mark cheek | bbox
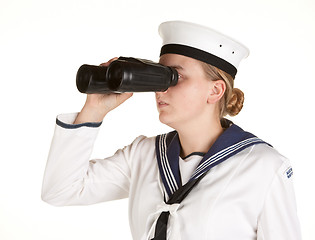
[176,82,209,109]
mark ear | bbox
[207,80,226,104]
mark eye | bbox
[178,73,183,80]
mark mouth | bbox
[157,100,169,108]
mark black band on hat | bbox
[160,44,237,78]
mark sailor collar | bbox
[155,120,271,199]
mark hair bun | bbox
[226,88,244,116]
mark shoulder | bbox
[122,135,158,170]
[250,143,289,164]
[246,143,293,180]
[130,135,156,146]
[123,135,156,155]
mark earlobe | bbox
[207,80,226,104]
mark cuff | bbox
[56,113,102,129]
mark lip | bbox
[157,100,169,108]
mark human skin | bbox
[74,54,226,157]
[156,54,225,157]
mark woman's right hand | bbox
[74,58,133,124]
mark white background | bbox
[0,0,314,239]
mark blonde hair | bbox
[200,62,244,118]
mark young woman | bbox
[42,21,301,240]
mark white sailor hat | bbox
[158,21,249,78]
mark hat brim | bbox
[160,43,237,78]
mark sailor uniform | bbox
[42,113,302,240]
[42,21,301,240]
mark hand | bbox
[74,58,133,124]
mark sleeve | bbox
[257,159,302,240]
[41,113,144,206]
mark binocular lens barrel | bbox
[106,62,124,91]
[76,65,109,93]
[76,57,178,94]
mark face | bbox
[156,54,215,129]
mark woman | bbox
[42,21,301,240]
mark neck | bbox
[177,117,224,158]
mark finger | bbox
[99,57,119,67]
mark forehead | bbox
[159,54,203,72]
[159,53,203,75]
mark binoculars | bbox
[76,57,178,93]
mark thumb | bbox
[116,92,133,105]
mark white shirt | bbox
[42,113,302,240]
[179,154,203,184]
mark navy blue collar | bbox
[182,152,205,160]
[155,121,271,199]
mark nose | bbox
[157,86,170,94]
[155,88,168,98]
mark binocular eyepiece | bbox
[76,57,178,94]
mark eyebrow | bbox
[169,65,184,70]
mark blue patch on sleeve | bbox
[286,167,293,179]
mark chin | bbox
[158,114,168,125]
[158,114,177,130]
